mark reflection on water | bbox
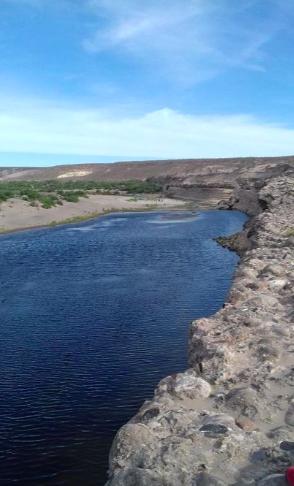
[0,210,247,486]
[147,211,199,224]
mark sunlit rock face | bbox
[107,169,294,486]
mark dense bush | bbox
[39,195,59,208]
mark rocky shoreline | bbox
[106,169,294,485]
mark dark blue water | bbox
[0,210,247,486]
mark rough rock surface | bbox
[106,173,294,486]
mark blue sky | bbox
[1,0,294,166]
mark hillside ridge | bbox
[1,156,294,183]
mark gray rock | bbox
[256,341,280,361]
[108,424,156,473]
[106,468,166,486]
[267,426,293,441]
[284,368,294,387]
[257,474,287,486]
[156,369,212,400]
[282,236,294,247]
[285,401,294,426]
[268,279,288,291]
[260,264,285,277]
[226,387,258,418]
[193,472,225,485]
[199,423,229,438]
[280,440,294,451]
[201,413,236,429]
[140,407,160,424]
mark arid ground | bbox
[0,194,187,232]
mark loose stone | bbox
[257,474,287,486]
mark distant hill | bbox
[0,156,293,182]
[1,156,294,206]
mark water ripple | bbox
[0,210,247,485]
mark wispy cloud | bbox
[1,95,294,159]
[3,0,290,85]
[1,0,293,164]
[83,0,286,84]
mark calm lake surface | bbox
[0,210,247,486]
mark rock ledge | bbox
[106,173,294,486]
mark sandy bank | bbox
[0,194,187,233]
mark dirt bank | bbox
[0,194,187,233]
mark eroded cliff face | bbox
[106,173,294,486]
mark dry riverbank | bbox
[0,194,187,233]
[106,171,294,485]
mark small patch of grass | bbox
[49,211,102,227]
[285,227,294,237]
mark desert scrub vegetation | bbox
[0,180,162,208]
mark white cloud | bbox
[83,0,286,84]
[0,96,293,158]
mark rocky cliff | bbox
[105,170,294,485]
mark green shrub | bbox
[62,192,80,203]
[40,195,58,208]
